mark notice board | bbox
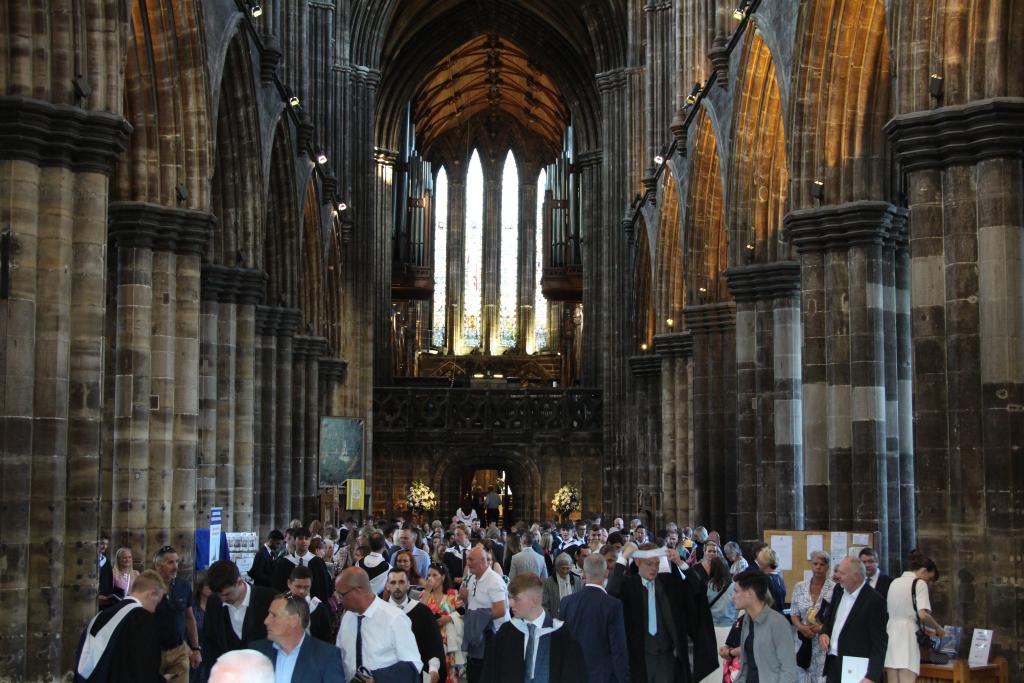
[763,528,881,602]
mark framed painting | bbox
[319,416,364,487]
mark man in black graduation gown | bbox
[250,529,284,588]
[386,567,446,682]
[272,527,330,601]
[481,573,585,683]
[286,564,333,643]
[607,542,718,683]
[74,569,167,682]
[203,560,277,671]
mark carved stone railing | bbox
[373,387,602,438]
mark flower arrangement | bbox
[551,482,581,516]
[407,480,438,512]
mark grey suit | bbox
[541,573,581,618]
[508,548,548,580]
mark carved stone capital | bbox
[0,96,132,174]
[575,149,603,170]
[108,202,214,255]
[629,354,662,377]
[669,108,689,150]
[259,33,283,85]
[708,35,730,90]
[200,264,267,304]
[723,261,801,302]
[884,97,1024,171]
[683,302,736,333]
[256,306,281,336]
[782,201,908,253]
[653,332,694,358]
[318,357,348,384]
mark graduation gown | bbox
[74,599,163,683]
[480,614,586,683]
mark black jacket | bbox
[400,601,447,681]
[74,600,163,683]
[871,572,893,599]
[480,614,585,683]
[308,601,333,644]
[821,583,888,683]
[250,545,276,587]
[202,584,276,669]
[607,562,718,683]
[272,555,331,603]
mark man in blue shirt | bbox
[251,595,344,683]
[152,546,201,682]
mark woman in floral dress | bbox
[790,550,836,683]
[419,562,464,683]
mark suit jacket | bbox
[871,572,893,599]
[821,583,888,683]
[74,601,163,683]
[250,545,276,587]
[480,614,586,683]
[400,601,447,681]
[308,601,333,644]
[272,555,331,602]
[251,635,345,682]
[202,584,276,668]
[541,572,581,618]
[97,559,114,602]
[508,548,548,580]
[559,585,629,683]
[607,563,718,683]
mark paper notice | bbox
[968,628,993,667]
[852,533,870,546]
[831,532,848,561]
[771,534,794,571]
[807,534,824,559]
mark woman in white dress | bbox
[790,550,835,683]
[884,550,946,682]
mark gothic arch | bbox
[684,112,729,304]
[299,180,327,336]
[653,170,683,334]
[789,0,891,208]
[114,0,212,209]
[633,218,655,350]
[432,449,543,524]
[728,29,789,265]
[209,30,264,267]
[265,117,300,307]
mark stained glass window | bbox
[431,166,448,348]
[498,151,519,349]
[534,168,549,351]
[462,150,484,350]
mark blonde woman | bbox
[790,550,835,682]
[111,547,139,602]
[756,546,787,613]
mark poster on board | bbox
[319,417,365,487]
[227,532,259,575]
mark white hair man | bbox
[208,649,274,683]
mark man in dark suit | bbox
[251,594,344,682]
[819,557,888,683]
[273,528,331,602]
[202,560,276,671]
[250,529,284,588]
[481,573,586,683]
[386,568,446,682]
[608,542,718,683]
[859,547,893,598]
[74,569,167,682]
[559,553,629,683]
[286,565,333,643]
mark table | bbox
[919,656,1008,683]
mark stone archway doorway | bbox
[433,451,541,527]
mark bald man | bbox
[460,546,509,683]
[334,567,422,681]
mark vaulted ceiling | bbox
[412,35,569,152]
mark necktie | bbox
[645,579,657,636]
[355,614,364,671]
[525,623,537,678]
[299,556,305,567]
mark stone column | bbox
[318,357,348,417]
[886,101,1024,640]
[255,306,280,536]
[445,177,466,353]
[197,267,224,531]
[576,150,603,384]
[684,303,737,538]
[373,148,397,383]
[291,336,310,522]
[628,355,662,521]
[724,262,804,537]
[654,332,694,525]
[215,279,237,532]
[304,337,328,519]
[644,0,676,165]
[274,310,301,524]
[482,175,500,354]
[518,179,538,352]
[785,203,908,565]
[233,271,266,533]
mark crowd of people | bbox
[79,508,945,683]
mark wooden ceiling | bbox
[412,34,570,150]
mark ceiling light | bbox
[686,82,702,105]
[929,73,944,99]
[653,155,664,165]
[317,151,328,165]
[247,1,263,18]
[745,242,755,251]
[698,286,708,294]
[666,318,674,327]
[337,201,347,211]
[640,343,648,351]
[285,88,300,108]
[812,180,825,201]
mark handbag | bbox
[708,582,730,608]
[911,579,932,648]
[796,632,813,669]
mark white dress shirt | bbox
[466,568,509,632]
[829,582,864,655]
[336,596,422,680]
[224,582,251,640]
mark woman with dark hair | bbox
[189,572,211,683]
[392,549,423,591]
[419,562,465,682]
[703,555,737,683]
[722,569,800,682]
[884,550,946,682]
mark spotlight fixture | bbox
[929,73,944,100]
[698,286,708,294]
[493,373,505,379]
[733,3,748,20]
[666,318,674,328]
[640,343,649,351]
[812,180,825,202]
[247,1,263,17]
[653,154,665,165]
[745,242,755,251]
[472,372,485,378]
[284,87,300,108]
[317,151,328,165]
[685,82,702,105]
[337,201,348,212]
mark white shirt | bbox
[466,568,509,631]
[389,596,441,674]
[284,551,316,566]
[224,582,252,640]
[868,572,882,589]
[336,596,422,680]
[829,582,864,655]
[510,611,551,675]
[586,583,607,593]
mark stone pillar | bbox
[785,203,908,565]
[654,332,694,525]
[255,306,280,536]
[886,100,1024,645]
[304,337,328,518]
[197,268,223,531]
[373,148,397,384]
[291,337,309,522]
[724,262,804,537]
[482,175,501,354]
[445,177,466,354]
[275,309,301,524]
[684,303,737,538]
[319,357,347,417]
[644,0,676,164]
[215,285,237,532]
[577,150,603,384]
[518,179,538,353]
[233,271,265,533]
[628,355,662,522]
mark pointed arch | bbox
[634,220,655,350]
[729,29,789,265]
[431,165,449,348]
[462,149,484,350]
[209,31,264,266]
[654,169,683,334]
[499,150,520,349]
[684,112,729,304]
[115,0,212,209]
[299,180,326,334]
[790,0,891,208]
[265,117,301,306]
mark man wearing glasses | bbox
[152,545,202,682]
